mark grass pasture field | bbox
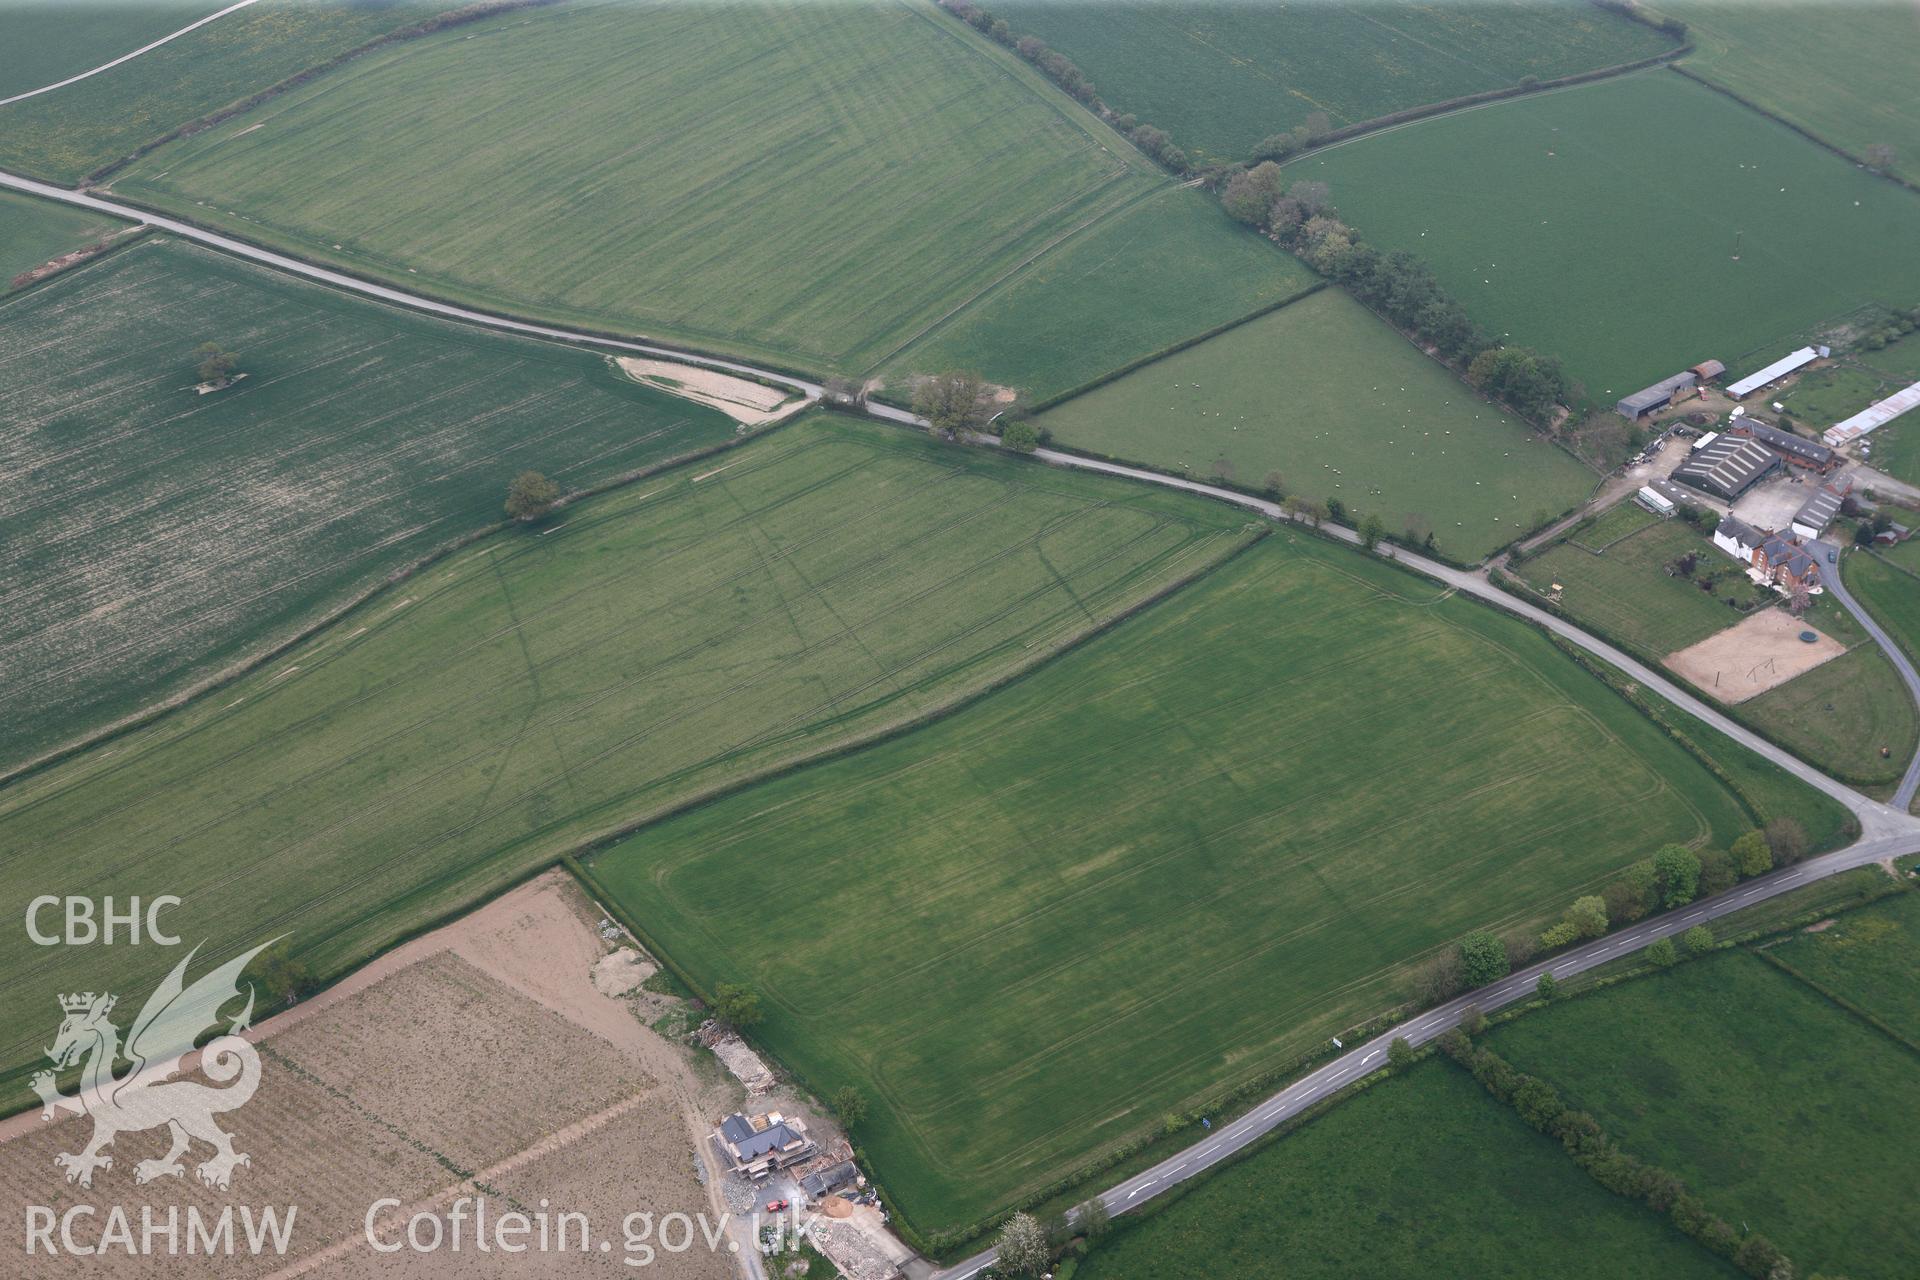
[109,0,1165,374]
[1514,517,1766,655]
[1073,1062,1732,1280]
[1304,73,1920,401]
[1662,0,1920,185]
[0,0,224,98]
[0,0,443,182]
[0,187,124,288]
[1035,288,1598,561]
[0,236,739,772]
[1848,550,1920,665]
[1742,645,1916,789]
[1489,946,1920,1278]
[0,414,1255,1110]
[1761,889,1920,1045]
[874,185,1315,404]
[989,0,1674,163]
[1867,417,1920,485]
[585,533,1773,1234]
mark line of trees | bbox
[1438,1029,1793,1279]
[1414,820,1806,1007]
[935,0,1190,176]
[1217,162,1571,422]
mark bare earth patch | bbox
[1665,607,1847,703]
[1,872,737,1277]
[613,356,800,425]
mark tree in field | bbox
[994,1212,1050,1278]
[1000,420,1039,453]
[1646,937,1679,969]
[1698,849,1736,897]
[1221,161,1287,226]
[249,939,315,1006]
[822,375,862,405]
[1387,1037,1415,1071]
[831,1086,868,1129]
[1411,948,1465,1005]
[1682,924,1715,957]
[1653,844,1702,907]
[504,470,559,521]
[1567,894,1609,940]
[1262,470,1286,498]
[711,982,763,1029]
[1535,971,1559,1001]
[1764,817,1809,865]
[1458,932,1509,987]
[1288,179,1334,216]
[1731,830,1773,878]
[194,341,239,385]
[1460,1003,1488,1035]
[1077,1195,1111,1244]
[1358,512,1387,551]
[912,370,987,438]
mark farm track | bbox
[0,0,261,107]
[6,169,1920,1273]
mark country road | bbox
[8,168,1919,1280]
[0,0,263,108]
[1822,540,1920,809]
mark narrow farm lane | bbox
[10,168,1918,1280]
[0,0,264,107]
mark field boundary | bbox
[1026,280,1327,412]
[1666,64,1920,199]
[0,402,773,792]
[1751,945,1920,1059]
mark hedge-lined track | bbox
[0,237,740,771]
[0,415,1255,1097]
[587,533,1757,1232]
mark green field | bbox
[1764,890,1920,1045]
[0,236,740,772]
[875,186,1314,403]
[1305,73,1920,401]
[0,415,1255,1102]
[0,0,441,182]
[1514,517,1766,654]
[1036,289,1596,560]
[1662,0,1920,184]
[108,0,1171,374]
[586,532,1774,1233]
[0,187,124,288]
[0,0,222,97]
[1743,645,1917,789]
[1867,416,1920,485]
[990,0,1673,163]
[1490,947,1920,1278]
[1849,550,1920,665]
[1075,1061,1732,1280]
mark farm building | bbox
[1824,378,1920,447]
[1725,346,1829,399]
[1712,516,1823,596]
[1790,481,1849,540]
[1672,433,1781,501]
[1615,371,1698,419]
[712,1111,818,1180]
[1634,484,1676,516]
[1690,359,1727,382]
[1729,419,1836,471]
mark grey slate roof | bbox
[1672,436,1780,500]
[1734,420,1834,467]
[1792,484,1846,534]
[1616,372,1698,417]
[800,1161,859,1198]
[1715,515,1764,550]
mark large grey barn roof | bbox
[1735,420,1834,467]
[1672,435,1780,500]
[1792,484,1846,534]
[1616,372,1697,416]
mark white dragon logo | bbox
[31,940,275,1192]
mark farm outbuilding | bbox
[1635,485,1676,516]
[1690,359,1727,382]
[1672,433,1781,501]
[1615,371,1698,419]
[1790,481,1849,540]
[1729,419,1836,471]
[1824,378,1920,447]
[1725,346,1828,399]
